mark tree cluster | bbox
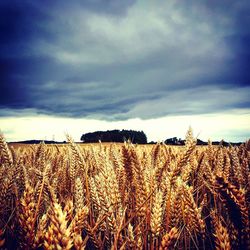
[80,129,147,144]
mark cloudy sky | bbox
[0,0,249,142]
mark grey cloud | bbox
[122,86,250,119]
[0,0,249,120]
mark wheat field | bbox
[0,130,249,249]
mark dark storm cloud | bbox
[0,0,249,119]
[68,0,136,16]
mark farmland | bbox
[0,131,249,249]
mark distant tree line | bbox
[164,137,242,146]
[80,129,147,144]
[10,132,243,147]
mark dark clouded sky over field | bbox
[0,0,249,141]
